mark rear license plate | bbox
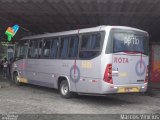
[118,87,140,93]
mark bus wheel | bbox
[60,80,74,98]
[13,73,22,86]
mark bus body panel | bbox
[75,56,101,93]
[112,53,148,85]
[25,59,54,88]
[100,54,148,94]
[12,58,102,93]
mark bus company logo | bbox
[70,65,80,83]
[5,24,19,41]
[114,57,129,63]
[135,60,146,76]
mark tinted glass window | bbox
[81,34,100,50]
[15,41,28,59]
[59,37,69,59]
[38,40,43,58]
[113,32,148,55]
[79,33,101,59]
[28,40,39,58]
[68,36,79,58]
[42,39,51,58]
[28,39,43,58]
[51,38,59,59]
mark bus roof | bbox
[21,25,148,40]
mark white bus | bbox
[11,26,149,98]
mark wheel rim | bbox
[61,84,68,95]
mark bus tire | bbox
[13,72,22,86]
[59,80,74,98]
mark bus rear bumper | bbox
[101,83,148,94]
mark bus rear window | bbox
[113,32,148,55]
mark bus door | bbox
[26,39,53,87]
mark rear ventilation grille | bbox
[137,80,144,82]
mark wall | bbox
[150,43,160,89]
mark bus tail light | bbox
[145,65,149,83]
[103,64,113,84]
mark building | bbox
[0,0,160,89]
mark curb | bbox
[0,83,11,88]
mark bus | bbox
[11,26,149,98]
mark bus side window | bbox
[38,40,43,58]
[51,38,59,59]
[42,39,51,59]
[59,37,69,59]
[28,41,36,58]
[79,33,101,59]
[28,41,32,58]
[15,40,28,59]
[28,40,40,58]
[68,36,79,58]
[34,41,39,58]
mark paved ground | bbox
[0,76,160,116]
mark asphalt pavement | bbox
[0,76,160,120]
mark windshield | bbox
[113,32,148,55]
[15,41,28,60]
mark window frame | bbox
[79,31,105,60]
[14,40,29,61]
[25,31,105,60]
[68,35,79,59]
[57,35,79,60]
[106,29,149,55]
[28,38,43,59]
[42,38,52,59]
[59,36,70,59]
[50,37,60,59]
